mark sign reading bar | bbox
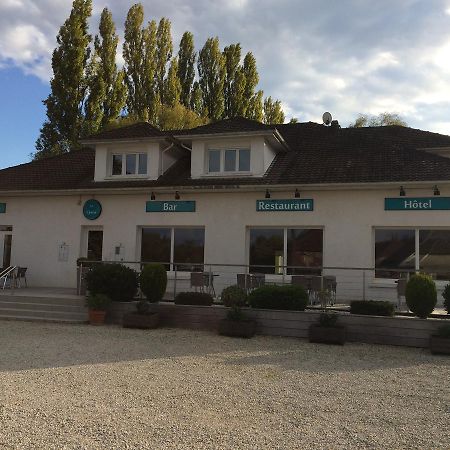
[146,200,196,213]
[83,199,102,220]
[385,197,450,211]
[256,199,314,212]
[0,203,5,213]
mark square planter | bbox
[309,324,346,345]
[123,312,160,329]
[430,335,450,355]
[218,319,256,338]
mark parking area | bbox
[0,321,449,449]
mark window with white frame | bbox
[111,152,148,176]
[207,148,250,173]
[374,228,450,279]
[249,227,323,274]
[141,227,205,271]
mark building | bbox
[1,116,450,303]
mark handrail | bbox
[1,265,17,290]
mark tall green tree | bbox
[263,96,285,124]
[143,19,158,123]
[348,112,407,127]
[164,58,182,107]
[198,37,226,120]
[84,7,127,135]
[242,52,262,119]
[155,18,173,105]
[35,0,92,159]
[247,90,264,122]
[223,43,243,118]
[178,31,196,108]
[190,81,204,117]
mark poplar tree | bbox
[35,0,92,159]
[263,96,285,124]
[164,58,182,107]
[223,43,244,118]
[155,18,173,105]
[198,37,226,121]
[242,52,263,120]
[178,31,196,108]
[247,90,264,122]
[190,81,204,117]
[142,19,158,123]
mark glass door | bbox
[87,230,103,261]
[0,227,13,270]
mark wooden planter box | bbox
[123,312,160,329]
[89,309,106,325]
[218,319,256,338]
[430,335,450,355]
[309,324,346,345]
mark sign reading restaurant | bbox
[146,201,196,212]
[385,197,450,211]
[256,199,314,212]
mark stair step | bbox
[0,295,85,307]
[0,313,87,324]
[0,307,88,321]
[0,301,87,313]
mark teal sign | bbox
[146,201,196,212]
[385,197,450,211]
[256,199,314,212]
[83,199,102,220]
[0,203,5,213]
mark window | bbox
[111,153,147,176]
[249,228,323,274]
[141,227,205,271]
[208,148,250,173]
[375,228,450,279]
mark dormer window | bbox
[207,148,250,174]
[111,153,148,176]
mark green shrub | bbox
[436,324,450,338]
[248,285,308,311]
[86,263,139,302]
[140,264,167,303]
[318,312,339,327]
[174,292,213,306]
[86,293,111,311]
[221,285,247,307]
[405,274,437,319]
[442,284,450,314]
[226,305,247,321]
[350,300,395,316]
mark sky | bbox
[1,0,450,169]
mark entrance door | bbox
[87,230,103,261]
[0,226,13,270]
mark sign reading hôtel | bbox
[256,199,314,212]
[146,201,196,212]
[385,197,450,211]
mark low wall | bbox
[107,302,448,348]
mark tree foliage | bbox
[263,96,285,124]
[178,31,196,108]
[348,112,407,128]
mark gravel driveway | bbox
[0,321,449,449]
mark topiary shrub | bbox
[248,285,308,311]
[140,263,167,303]
[350,300,395,316]
[174,292,213,306]
[442,284,450,314]
[86,293,111,311]
[221,285,247,307]
[405,274,437,319]
[86,263,139,302]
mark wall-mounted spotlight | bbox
[399,186,406,197]
[294,189,300,198]
[175,191,181,200]
[150,192,156,200]
[433,185,440,196]
[265,189,271,199]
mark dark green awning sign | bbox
[83,199,102,220]
[146,201,196,212]
[256,199,314,211]
[0,203,5,213]
[385,197,450,211]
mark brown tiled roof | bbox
[2,121,450,192]
[82,122,165,141]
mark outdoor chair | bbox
[16,267,27,288]
[190,272,205,293]
[397,278,407,308]
[237,273,265,293]
[310,275,324,305]
[323,275,337,304]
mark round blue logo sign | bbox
[83,199,102,220]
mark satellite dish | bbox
[323,112,332,126]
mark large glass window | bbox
[208,150,221,172]
[419,230,450,280]
[208,148,250,173]
[224,150,236,172]
[239,149,251,171]
[249,228,323,274]
[138,153,147,174]
[112,153,147,176]
[141,227,205,270]
[112,154,122,175]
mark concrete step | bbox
[0,313,88,324]
[0,300,88,314]
[0,295,85,307]
[0,307,88,322]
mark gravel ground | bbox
[0,322,449,450]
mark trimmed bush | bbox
[318,312,339,327]
[85,263,139,302]
[174,292,214,306]
[221,285,247,307]
[140,263,167,303]
[248,285,308,311]
[405,274,437,319]
[350,300,395,317]
[86,293,111,311]
[442,284,450,314]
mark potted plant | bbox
[122,299,160,329]
[86,293,111,325]
[430,324,450,355]
[309,312,346,345]
[442,284,450,315]
[405,274,437,318]
[218,285,256,338]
